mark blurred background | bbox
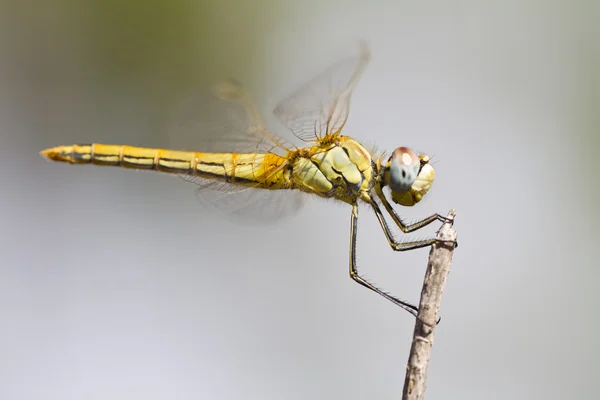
[1,1,598,399]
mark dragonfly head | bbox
[382,147,435,207]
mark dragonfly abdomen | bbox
[40,143,291,189]
[40,144,198,172]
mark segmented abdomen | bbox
[40,143,289,189]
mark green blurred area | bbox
[0,0,293,147]
[3,0,286,82]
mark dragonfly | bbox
[40,43,455,319]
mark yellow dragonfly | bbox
[40,43,455,318]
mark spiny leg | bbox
[349,204,420,317]
[366,194,440,251]
[374,185,451,234]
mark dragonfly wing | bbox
[168,79,305,223]
[273,42,371,143]
[179,175,306,224]
[168,78,294,155]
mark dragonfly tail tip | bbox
[40,146,68,162]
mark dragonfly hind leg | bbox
[349,204,421,318]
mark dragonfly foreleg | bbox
[368,191,457,250]
[349,204,420,317]
[374,186,451,233]
[365,196,441,252]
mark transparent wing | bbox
[169,79,295,155]
[167,79,306,223]
[273,42,371,143]
[180,174,307,224]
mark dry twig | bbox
[402,209,458,400]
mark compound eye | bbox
[387,147,420,193]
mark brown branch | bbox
[402,209,458,400]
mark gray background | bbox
[1,1,598,399]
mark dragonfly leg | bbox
[349,204,420,317]
[369,191,457,249]
[374,186,451,233]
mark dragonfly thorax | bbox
[290,137,374,203]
